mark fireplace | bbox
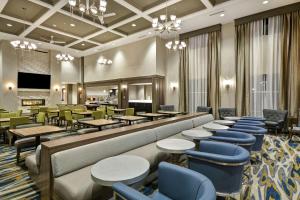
[21,99,45,106]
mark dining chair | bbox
[289,109,300,141]
[160,105,175,111]
[125,108,135,116]
[36,112,46,125]
[107,106,115,119]
[196,106,213,114]
[92,110,105,119]
[218,108,236,120]
[186,141,249,199]
[64,111,78,131]
[263,109,288,135]
[112,162,216,200]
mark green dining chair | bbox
[47,107,59,124]
[97,106,107,116]
[8,116,30,146]
[125,108,135,116]
[92,110,105,119]
[64,111,78,131]
[107,106,115,119]
[36,112,46,125]
[16,109,23,117]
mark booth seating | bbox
[186,141,250,198]
[26,114,215,200]
[112,162,216,200]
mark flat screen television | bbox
[18,72,51,89]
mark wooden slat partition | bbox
[39,112,207,199]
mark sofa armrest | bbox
[186,150,249,166]
[112,183,151,200]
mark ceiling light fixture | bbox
[152,0,182,34]
[10,8,37,51]
[53,24,57,27]
[220,13,225,17]
[165,40,186,51]
[68,0,115,25]
[131,23,136,27]
[70,23,75,27]
[6,23,12,27]
[56,53,74,62]
[262,0,269,4]
[81,43,85,46]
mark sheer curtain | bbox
[249,16,282,116]
[188,34,209,112]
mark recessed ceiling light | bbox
[262,0,269,4]
[6,23,12,27]
[131,23,136,27]
[220,13,225,17]
[53,24,57,27]
[148,32,152,35]
[70,23,75,27]
[81,43,85,46]
[38,42,42,45]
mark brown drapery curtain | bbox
[235,24,251,116]
[179,31,221,116]
[280,10,300,117]
[179,39,189,112]
[207,31,221,118]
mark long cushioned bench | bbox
[26,114,214,200]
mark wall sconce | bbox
[170,82,178,91]
[78,87,83,92]
[54,85,60,92]
[223,79,234,89]
[121,84,127,90]
[6,82,14,91]
[98,58,112,65]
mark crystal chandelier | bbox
[10,40,37,50]
[56,53,74,62]
[68,0,107,16]
[152,0,182,34]
[10,7,37,51]
[98,58,112,65]
[165,40,186,51]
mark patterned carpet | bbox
[0,134,299,200]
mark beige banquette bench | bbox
[26,114,214,200]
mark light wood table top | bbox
[137,113,167,117]
[0,118,10,123]
[111,108,126,112]
[78,119,119,127]
[73,111,93,115]
[157,110,182,115]
[114,116,146,121]
[9,125,64,138]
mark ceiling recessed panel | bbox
[42,13,101,37]
[114,18,151,35]
[62,0,136,27]
[209,0,231,5]
[40,0,61,6]
[70,41,97,51]
[150,0,206,18]
[26,28,77,46]
[1,0,48,22]
[124,0,166,11]
[90,32,122,44]
[0,17,29,35]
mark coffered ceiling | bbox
[0,0,299,57]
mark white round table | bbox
[214,120,235,126]
[157,139,195,164]
[202,122,229,131]
[182,129,213,140]
[91,155,150,187]
[224,116,241,121]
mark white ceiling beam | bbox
[27,0,52,9]
[20,0,69,37]
[201,0,214,9]
[144,0,183,15]
[113,0,152,22]
[0,0,8,12]
[39,25,81,40]
[0,14,32,25]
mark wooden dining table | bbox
[137,113,168,121]
[9,125,65,147]
[72,111,93,117]
[157,110,182,117]
[78,119,120,131]
[113,116,147,125]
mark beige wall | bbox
[84,37,158,82]
[0,40,81,111]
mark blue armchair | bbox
[229,125,267,152]
[235,120,265,127]
[186,141,249,197]
[209,130,256,152]
[112,162,216,200]
[241,116,265,121]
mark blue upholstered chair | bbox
[196,106,213,114]
[186,141,249,197]
[229,125,267,152]
[241,116,265,121]
[159,105,175,111]
[112,162,216,200]
[235,120,265,127]
[209,130,256,152]
[218,108,236,120]
[263,109,288,134]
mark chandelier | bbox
[98,58,112,65]
[56,53,74,62]
[10,7,37,51]
[165,40,186,51]
[10,40,37,50]
[68,0,107,16]
[152,0,182,34]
